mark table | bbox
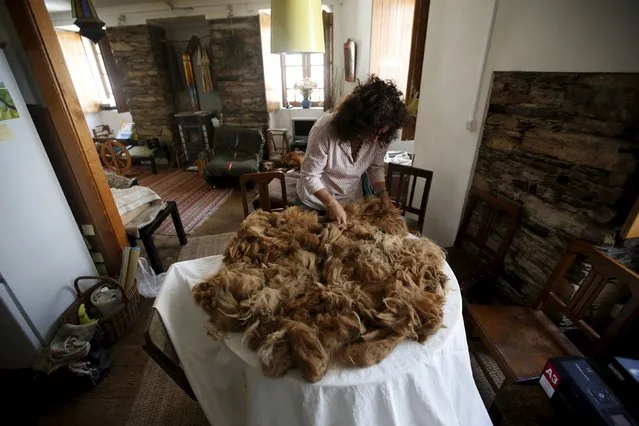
[154,255,491,426]
[128,145,158,174]
[127,201,187,273]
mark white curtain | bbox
[369,0,415,94]
[259,11,283,113]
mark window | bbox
[369,0,415,97]
[56,29,115,112]
[92,42,116,108]
[281,53,325,107]
[260,10,333,110]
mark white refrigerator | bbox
[0,49,97,368]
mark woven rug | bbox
[125,361,208,426]
[177,233,236,261]
[139,169,232,235]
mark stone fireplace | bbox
[473,72,639,304]
[107,25,176,140]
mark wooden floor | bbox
[17,191,247,425]
[36,300,154,425]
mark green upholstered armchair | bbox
[204,126,265,180]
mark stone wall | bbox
[473,72,639,303]
[106,25,175,140]
[209,16,268,129]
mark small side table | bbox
[129,145,158,174]
[128,201,187,273]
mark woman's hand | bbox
[380,191,394,210]
[326,200,348,224]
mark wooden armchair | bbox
[467,239,639,390]
[239,171,287,218]
[385,163,434,232]
[447,188,520,292]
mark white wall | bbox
[413,0,639,246]
[84,110,134,134]
[333,0,373,95]
[0,49,97,361]
[270,108,326,132]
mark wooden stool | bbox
[128,201,187,273]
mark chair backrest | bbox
[266,128,290,160]
[454,187,520,268]
[93,124,112,140]
[212,126,265,160]
[385,163,433,230]
[239,171,287,218]
[537,239,639,355]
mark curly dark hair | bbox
[331,75,409,147]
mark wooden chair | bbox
[447,187,520,292]
[92,124,113,141]
[266,128,290,162]
[239,171,287,218]
[467,239,639,390]
[385,163,433,232]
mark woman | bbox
[296,75,409,223]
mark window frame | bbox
[76,35,116,110]
[280,53,324,108]
[90,41,117,110]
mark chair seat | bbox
[446,247,493,290]
[402,215,421,233]
[467,304,582,383]
[128,146,156,158]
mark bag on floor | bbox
[136,257,166,298]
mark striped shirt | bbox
[296,114,387,210]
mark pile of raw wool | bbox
[193,198,448,382]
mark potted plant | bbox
[294,78,318,109]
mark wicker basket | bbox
[61,276,140,346]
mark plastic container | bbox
[90,285,122,317]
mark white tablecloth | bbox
[154,256,491,426]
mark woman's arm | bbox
[299,123,347,222]
[299,131,329,197]
[367,147,393,208]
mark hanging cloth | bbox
[196,46,214,93]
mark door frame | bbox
[6,0,127,275]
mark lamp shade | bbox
[271,0,325,54]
